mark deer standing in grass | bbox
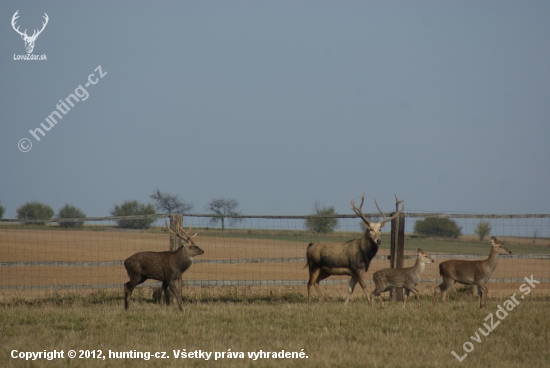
[431,236,511,309]
[306,194,403,305]
[124,221,204,311]
[370,248,434,308]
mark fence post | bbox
[169,213,183,304]
[390,212,406,302]
[390,214,397,301]
[395,212,405,302]
[169,213,183,251]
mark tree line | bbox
[1,189,244,230]
[0,196,490,239]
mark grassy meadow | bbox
[1,288,549,368]
[1,224,548,367]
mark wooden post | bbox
[389,196,405,302]
[395,212,405,302]
[169,213,183,304]
[390,214,397,301]
[169,213,183,251]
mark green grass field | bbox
[1,288,549,367]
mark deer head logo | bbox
[11,11,49,54]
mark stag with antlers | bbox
[306,194,403,305]
[123,221,204,311]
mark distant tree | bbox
[205,198,243,230]
[414,217,462,238]
[149,188,194,214]
[57,204,86,228]
[474,221,491,242]
[0,200,5,218]
[16,201,54,225]
[305,200,339,233]
[110,200,156,229]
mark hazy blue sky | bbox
[1,1,549,218]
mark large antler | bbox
[165,220,197,244]
[351,193,371,226]
[378,195,404,226]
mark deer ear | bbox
[416,248,421,254]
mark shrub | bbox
[57,204,86,228]
[0,200,5,218]
[305,200,338,233]
[413,217,462,238]
[16,201,54,225]
[110,200,156,229]
[474,221,491,241]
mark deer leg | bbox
[314,270,331,305]
[167,281,182,311]
[162,281,170,306]
[476,282,488,309]
[440,278,455,305]
[431,282,444,309]
[403,289,409,308]
[124,275,144,310]
[354,275,371,305]
[370,283,385,308]
[344,277,358,306]
[406,286,421,308]
[378,295,385,309]
[307,268,322,305]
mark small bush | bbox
[57,204,86,228]
[305,200,338,233]
[474,221,491,241]
[413,217,462,238]
[0,200,5,218]
[16,201,54,225]
[110,200,156,229]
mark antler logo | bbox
[11,10,49,54]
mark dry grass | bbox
[0,289,549,367]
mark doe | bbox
[370,248,434,308]
[431,236,511,309]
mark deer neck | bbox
[360,234,379,260]
[484,247,500,273]
[412,258,426,277]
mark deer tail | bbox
[304,242,314,269]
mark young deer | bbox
[306,194,403,305]
[124,221,204,311]
[370,248,434,308]
[431,236,511,309]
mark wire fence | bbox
[0,213,549,295]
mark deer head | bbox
[12,11,49,54]
[164,220,199,248]
[351,193,403,245]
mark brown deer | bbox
[431,236,511,309]
[370,248,434,308]
[124,221,204,311]
[306,194,403,305]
